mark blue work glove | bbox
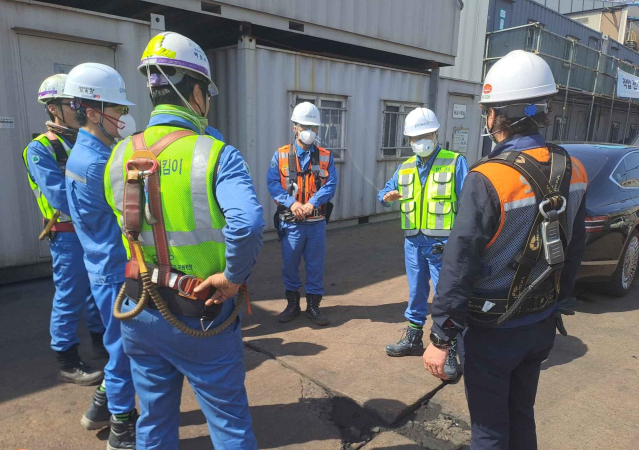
[552,297,582,336]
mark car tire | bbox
[605,229,639,297]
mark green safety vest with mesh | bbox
[104,127,227,279]
[397,148,459,237]
[22,133,72,222]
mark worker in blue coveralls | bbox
[267,101,338,326]
[63,63,139,449]
[104,32,264,450]
[378,107,468,380]
[22,74,106,386]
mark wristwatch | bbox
[429,332,451,349]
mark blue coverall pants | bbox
[120,298,257,450]
[404,236,444,326]
[49,232,104,352]
[458,316,556,450]
[90,282,136,414]
[280,220,326,295]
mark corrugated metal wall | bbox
[209,45,437,231]
[215,0,461,61]
[489,0,604,45]
[0,0,151,269]
[441,0,489,83]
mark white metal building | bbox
[0,0,488,279]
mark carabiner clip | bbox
[538,196,566,219]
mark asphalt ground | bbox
[1,220,637,449]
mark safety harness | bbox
[467,143,572,326]
[278,142,333,223]
[113,130,244,337]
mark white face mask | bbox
[299,129,317,145]
[117,114,136,139]
[411,138,436,157]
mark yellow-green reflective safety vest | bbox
[22,133,72,222]
[397,149,459,237]
[104,127,227,280]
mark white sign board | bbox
[617,68,639,99]
[452,104,466,119]
[0,117,14,129]
[453,127,469,154]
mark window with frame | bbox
[553,117,568,141]
[628,123,638,142]
[380,102,423,159]
[610,122,621,142]
[293,94,347,161]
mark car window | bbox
[612,160,628,186]
[623,152,639,188]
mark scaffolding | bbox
[484,23,639,144]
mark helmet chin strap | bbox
[95,103,117,145]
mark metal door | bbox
[446,95,473,158]
[16,33,116,259]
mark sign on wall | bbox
[453,127,469,154]
[0,117,14,129]
[617,68,639,99]
[452,104,466,119]
[499,8,507,30]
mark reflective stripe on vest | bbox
[105,129,227,279]
[22,133,72,222]
[397,149,459,237]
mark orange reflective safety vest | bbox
[468,145,588,318]
[277,143,331,222]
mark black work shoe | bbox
[90,332,109,360]
[278,290,301,323]
[107,410,138,450]
[56,345,104,386]
[444,337,459,381]
[81,386,110,430]
[305,294,329,326]
[385,325,424,357]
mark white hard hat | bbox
[480,50,557,104]
[38,74,74,104]
[403,107,440,137]
[64,63,134,106]
[138,32,218,96]
[291,102,321,126]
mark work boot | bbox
[278,290,301,323]
[90,331,109,360]
[56,344,104,386]
[443,337,459,381]
[385,325,424,357]
[107,410,138,450]
[305,294,329,326]
[81,385,110,430]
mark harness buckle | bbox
[538,196,566,267]
[538,196,566,219]
[177,275,197,298]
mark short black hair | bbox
[148,67,207,107]
[485,97,553,138]
[74,99,103,127]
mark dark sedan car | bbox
[556,143,639,296]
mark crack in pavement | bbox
[244,341,471,449]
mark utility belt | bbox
[124,261,221,319]
[276,203,328,224]
[467,281,557,319]
[44,218,75,233]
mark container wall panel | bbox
[441,0,489,83]
[210,46,438,231]
[216,0,461,59]
[0,0,151,269]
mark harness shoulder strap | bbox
[44,132,69,172]
[288,143,298,192]
[311,148,322,191]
